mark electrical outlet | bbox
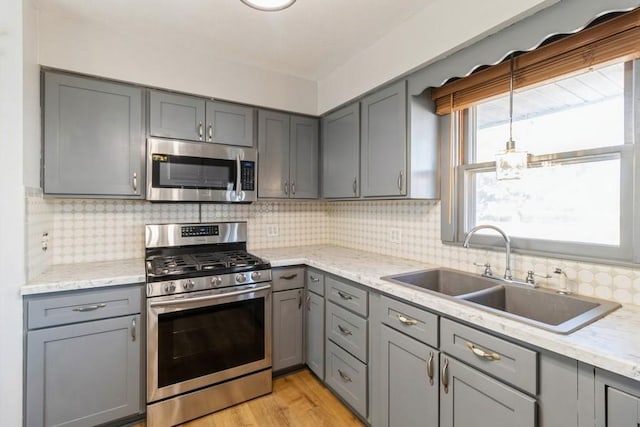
[389,228,402,244]
[267,224,279,237]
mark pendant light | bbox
[495,54,528,180]
[240,0,296,11]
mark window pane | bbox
[472,158,620,245]
[475,62,624,162]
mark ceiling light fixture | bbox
[240,0,296,11]
[495,54,528,180]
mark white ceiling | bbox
[39,0,436,81]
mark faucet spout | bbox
[463,224,512,280]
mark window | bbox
[433,10,640,263]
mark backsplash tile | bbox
[24,193,640,306]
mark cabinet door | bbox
[205,101,254,147]
[322,103,360,198]
[258,110,291,198]
[43,72,143,197]
[306,290,325,380]
[149,90,206,141]
[290,116,319,199]
[379,325,439,427]
[26,315,141,427]
[272,288,304,372]
[607,388,640,427]
[361,80,407,197]
[440,357,536,427]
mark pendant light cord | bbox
[509,53,514,145]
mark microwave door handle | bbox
[236,154,242,194]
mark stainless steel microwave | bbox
[146,138,256,202]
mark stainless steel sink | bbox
[382,268,498,296]
[382,268,621,334]
[458,284,620,334]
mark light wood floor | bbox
[134,369,364,427]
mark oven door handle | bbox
[149,284,271,308]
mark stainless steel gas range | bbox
[144,222,272,427]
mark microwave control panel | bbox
[240,161,255,191]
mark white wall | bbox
[317,0,557,113]
[37,7,318,115]
[23,0,39,188]
[0,0,27,424]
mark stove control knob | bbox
[164,282,176,293]
[210,276,221,287]
[236,273,247,284]
[183,280,195,290]
[251,271,262,281]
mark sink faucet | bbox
[463,224,512,280]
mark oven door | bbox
[146,138,256,202]
[146,283,271,403]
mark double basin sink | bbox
[382,268,620,334]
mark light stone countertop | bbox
[22,244,640,382]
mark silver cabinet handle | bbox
[337,325,352,336]
[198,122,203,139]
[208,123,213,141]
[337,291,352,300]
[426,351,434,385]
[306,295,311,311]
[72,303,106,312]
[398,171,403,192]
[352,177,357,195]
[442,358,449,394]
[298,290,302,309]
[338,369,352,383]
[397,314,418,326]
[132,172,138,192]
[284,181,289,195]
[280,273,298,280]
[131,318,136,342]
[291,182,296,195]
[309,275,320,283]
[467,342,501,361]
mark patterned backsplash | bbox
[26,191,640,305]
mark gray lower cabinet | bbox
[149,90,254,146]
[360,80,407,197]
[258,110,318,199]
[595,368,640,427]
[25,285,143,427]
[440,356,537,427]
[306,290,325,380]
[272,288,304,372]
[322,102,360,198]
[379,324,439,427]
[43,71,144,197]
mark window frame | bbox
[443,59,640,265]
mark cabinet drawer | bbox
[27,285,143,330]
[440,318,537,395]
[326,340,367,419]
[306,268,325,296]
[326,276,368,317]
[380,295,438,348]
[327,302,367,363]
[272,266,305,291]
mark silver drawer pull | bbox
[397,314,418,326]
[467,342,501,361]
[131,318,136,342]
[309,275,320,282]
[338,369,352,383]
[280,273,298,280]
[337,291,352,300]
[337,325,352,336]
[306,295,311,311]
[72,303,106,312]
[442,358,449,394]
[426,351,434,386]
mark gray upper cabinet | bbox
[258,110,318,199]
[149,90,206,141]
[361,80,407,197]
[322,102,360,198]
[149,91,254,146]
[440,356,536,427]
[43,72,144,198]
[205,101,254,147]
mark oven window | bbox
[157,297,265,388]
[152,155,235,190]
